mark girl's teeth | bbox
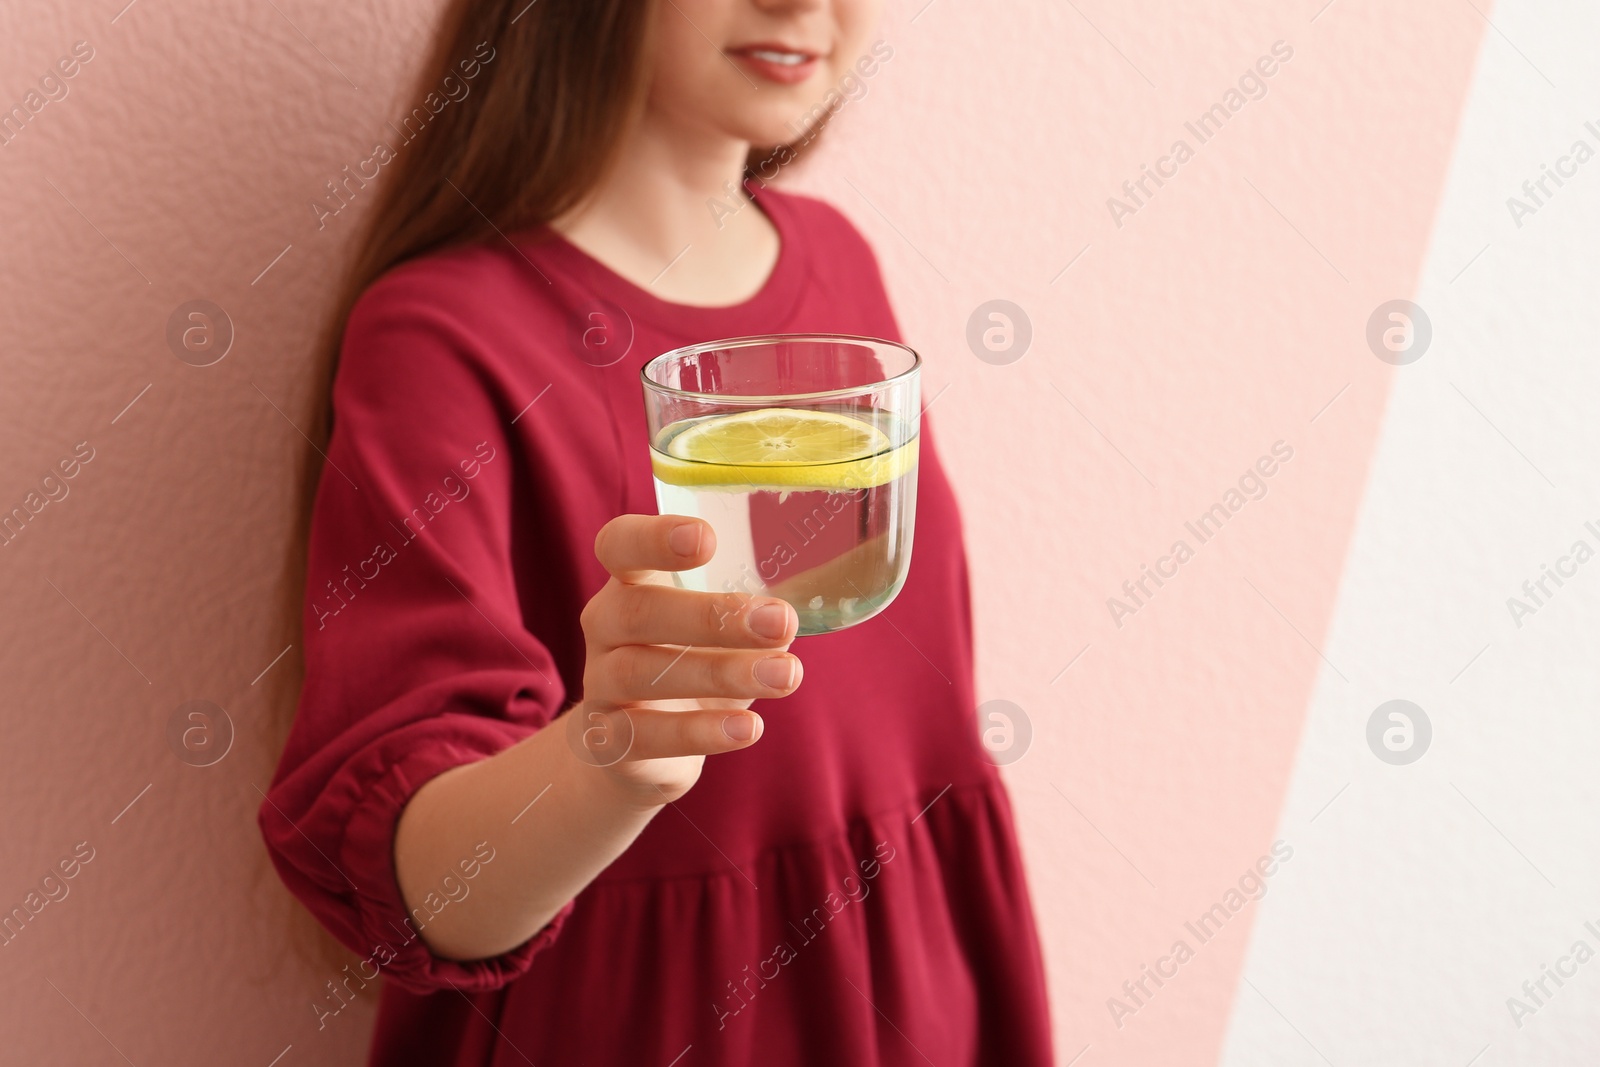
[750,50,805,65]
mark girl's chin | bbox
[712,118,805,150]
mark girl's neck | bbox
[549,109,781,306]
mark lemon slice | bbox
[651,407,918,490]
[670,408,886,464]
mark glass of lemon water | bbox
[641,334,921,636]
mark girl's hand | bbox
[568,513,803,808]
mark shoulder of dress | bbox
[354,239,539,317]
[761,188,902,338]
[762,188,873,250]
[334,244,566,407]
[343,238,574,365]
[762,187,895,312]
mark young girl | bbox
[260,1,1054,1062]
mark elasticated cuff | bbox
[332,727,577,995]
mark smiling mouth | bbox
[744,48,810,65]
[725,44,825,84]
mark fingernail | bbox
[668,522,702,556]
[722,714,755,741]
[748,602,792,640]
[754,656,796,690]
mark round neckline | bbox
[514,180,811,340]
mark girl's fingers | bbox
[590,582,797,650]
[593,514,715,583]
[596,644,802,704]
[617,706,766,762]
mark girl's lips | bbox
[726,46,822,85]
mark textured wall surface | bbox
[12,1,1590,1065]
[1222,3,1600,1064]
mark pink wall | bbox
[0,0,1484,1062]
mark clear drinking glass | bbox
[641,334,921,636]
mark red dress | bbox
[260,185,1055,1066]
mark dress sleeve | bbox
[258,266,574,994]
